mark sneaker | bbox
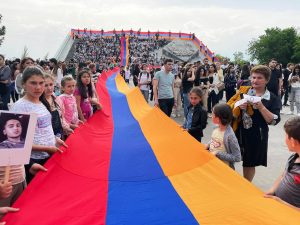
[286,111,294,115]
[297,113,300,116]
[171,113,176,118]
[177,114,181,117]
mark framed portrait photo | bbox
[0,111,37,166]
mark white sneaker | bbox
[286,111,294,115]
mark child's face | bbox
[285,133,298,152]
[3,119,22,138]
[23,59,34,69]
[62,80,76,95]
[212,113,220,125]
[81,73,91,85]
[44,78,55,97]
[23,75,45,100]
[189,93,201,106]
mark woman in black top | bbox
[195,66,209,110]
[235,65,281,182]
[182,64,196,116]
[207,64,219,115]
[224,65,237,102]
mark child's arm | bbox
[29,163,47,176]
[264,195,300,212]
[215,134,241,163]
[32,137,68,154]
[32,144,63,154]
[75,95,86,122]
[264,172,285,196]
[188,110,208,132]
[56,97,73,135]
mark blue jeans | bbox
[183,93,189,116]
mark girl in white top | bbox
[12,66,67,181]
[288,65,300,115]
[207,64,221,115]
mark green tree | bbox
[248,27,298,65]
[215,54,230,63]
[0,14,6,47]
[233,51,247,65]
[292,37,300,62]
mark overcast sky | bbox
[1,0,299,60]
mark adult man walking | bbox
[153,59,175,117]
[267,58,282,96]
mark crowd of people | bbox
[0,48,300,221]
[71,34,171,69]
[129,36,170,65]
[0,53,105,221]
[73,35,121,68]
[135,57,300,211]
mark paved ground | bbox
[128,78,295,192]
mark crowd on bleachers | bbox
[73,35,121,68]
[128,36,170,65]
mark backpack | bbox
[138,72,150,80]
[138,72,151,88]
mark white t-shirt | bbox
[52,68,63,87]
[12,98,56,159]
[209,128,228,165]
[289,74,300,88]
[221,64,229,70]
[139,72,151,91]
[125,70,130,79]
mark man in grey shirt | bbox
[264,116,300,211]
[153,59,175,117]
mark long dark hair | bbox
[10,62,19,80]
[208,64,217,74]
[20,57,34,73]
[196,66,207,77]
[50,58,59,75]
[292,65,300,76]
[183,64,193,79]
[76,70,93,99]
[241,64,250,80]
[40,94,59,113]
